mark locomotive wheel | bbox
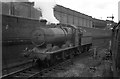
[69,50,74,59]
[77,47,81,55]
[36,59,49,68]
[49,55,56,66]
[81,46,84,53]
[49,59,54,66]
[83,46,88,53]
[74,48,79,55]
[65,51,69,59]
[44,58,50,67]
[86,45,91,52]
[62,52,66,60]
[70,53,74,59]
[84,46,87,52]
[36,59,44,67]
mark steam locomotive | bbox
[23,24,93,66]
[2,2,112,72]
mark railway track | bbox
[2,60,34,75]
[2,59,72,79]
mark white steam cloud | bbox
[29,0,60,24]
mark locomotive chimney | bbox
[40,19,47,24]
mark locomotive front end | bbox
[24,26,75,62]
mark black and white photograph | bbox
[0,0,120,78]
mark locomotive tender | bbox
[2,2,112,71]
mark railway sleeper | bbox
[25,70,38,74]
[15,72,32,77]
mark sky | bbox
[54,0,119,23]
[1,0,119,22]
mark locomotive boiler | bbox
[31,26,74,47]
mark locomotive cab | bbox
[69,25,83,46]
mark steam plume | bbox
[29,0,60,24]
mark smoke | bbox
[1,0,60,24]
[29,0,60,24]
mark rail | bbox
[2,59,72,78]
